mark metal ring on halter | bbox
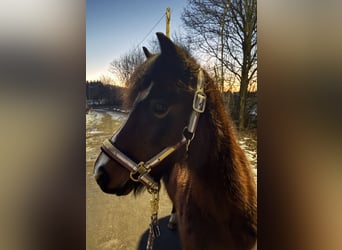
[129,172,139,182]
[183,127,195,152]
[183,126,195,141]
[193,90,207,113]
[129,162,150,182]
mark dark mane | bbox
[204,75,257,239]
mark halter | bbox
[100,69,206,249]
[101,69,206,192]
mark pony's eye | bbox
[151,101,170,118]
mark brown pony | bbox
[94,33,257,250]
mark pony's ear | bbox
[142,47,153,59]
[156,32,176,56]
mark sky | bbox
[86,0,188,82]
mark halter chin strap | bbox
[100,69,207,192]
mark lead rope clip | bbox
[146,191,160,250]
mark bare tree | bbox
[226,0,257,130]
[182,0,257,129]
[182,0,229,92]
[109,48,145,87]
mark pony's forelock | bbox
[124,44,201,109]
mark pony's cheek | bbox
[105,163,131,189]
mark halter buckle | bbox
[129,162,150,182]
[193,90,206,113]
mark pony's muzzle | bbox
[94,165,109,189]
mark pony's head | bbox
[94,33,204,195]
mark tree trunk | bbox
[238,0,254,130]
[238,73,248,130]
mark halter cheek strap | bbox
[100,69,207,191]
[183,69,206,150]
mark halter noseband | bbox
[100,69,206,192]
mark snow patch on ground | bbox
[238,136,257,179]
[107,111,128,122]
[86,110,105,127]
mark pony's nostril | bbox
[94,166,109,186]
